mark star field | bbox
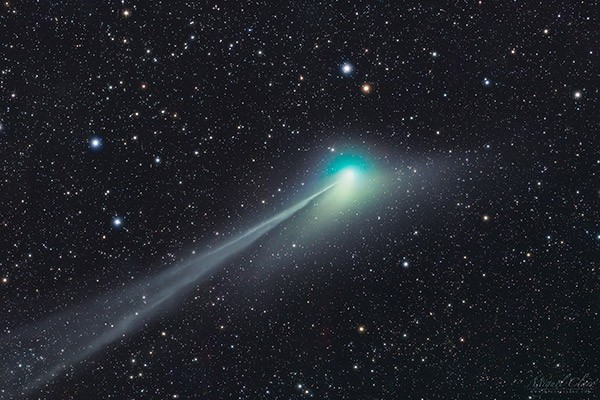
[1,1,598,399]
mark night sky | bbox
[1,1,599,399]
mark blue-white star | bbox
[112,216,123,228]
[340,62,354,76]
[89,136,103,151]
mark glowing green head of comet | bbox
[319,153,381,207]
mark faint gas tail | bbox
[1,183,335,396]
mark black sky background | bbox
[1,1,598,399]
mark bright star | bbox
[89,136,103,151]
[360,82,372,94]
[112,217,123,228]
[341,62,353,75]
